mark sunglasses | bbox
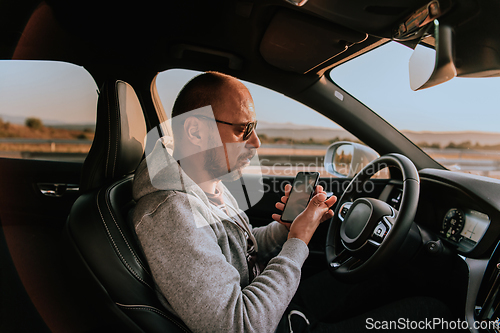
[196,115,257,141]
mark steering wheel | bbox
[325,153,420,281]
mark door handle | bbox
[37,183,79,197]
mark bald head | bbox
[172,71,249,120]
[170,71,254,146]
[170,72,260,190]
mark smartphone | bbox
[281,171,320,223]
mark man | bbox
[132,71,336,332]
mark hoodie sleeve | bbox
[252,221,290,264]
[134,192,309,333]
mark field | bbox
[0,118,93,158]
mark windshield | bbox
[330,42,500,180]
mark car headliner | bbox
[1,0,457,171]
[1,0,435,93]
[4,0,497,172]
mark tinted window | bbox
[0,60,97,162]
[155,69,364,178]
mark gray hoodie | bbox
[132,140,309,332]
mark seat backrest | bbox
[64,80,190,333]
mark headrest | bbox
[80,80,147,192]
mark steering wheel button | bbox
[330,262,341,269]
[372,223,387,242]
[339,203,352,219]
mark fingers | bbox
[319,195,337,222]
[274,184,291,212]
[309,192,327,207]
[305,193,338,221]
[271,213,282,223]
[325,194,337,207]
[272,213,291,230]
[320,208,335,223]
[315,185,324,195]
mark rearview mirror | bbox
[409,19,457,91]
[324,142,379,178]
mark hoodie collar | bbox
[133,139,210,206]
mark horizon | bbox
[2,112,500,137]
[2,53,500,135]
[2,113,500,136]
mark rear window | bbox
[0,60,97,162]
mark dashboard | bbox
[377,168,500,258]
[415,169,500,258]
[439,208,490,252]
[376,168,500,331]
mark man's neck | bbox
[177,158,219,194]
[197,179,219,194]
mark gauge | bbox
[440,208,465,242]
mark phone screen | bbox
[281,172,320,223]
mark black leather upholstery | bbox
[64,80,190,333]
[80,80,147,193]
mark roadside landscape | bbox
[257,121,500,150]
[1,117,499,178]
[2,116,499,151]
[0,116,93,155]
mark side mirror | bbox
[324,142,379,178]
[409,19,457,91]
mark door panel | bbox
[0,158,100,333]
[0,158,82,222]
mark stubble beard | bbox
[204,137,255,182]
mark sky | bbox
[155,68,340,129]
[0,60,98,124]
[1,42,499,133]
[330,42,500,133]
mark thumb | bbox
[308,192,327,208]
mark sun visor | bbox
[260,9,367,73]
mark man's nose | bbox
[245,129,261,149]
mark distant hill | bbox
[257,121,500,146]
[401,130,500,147]
[258,121,338,131]
[257,121,356,141]
[0,118,94,140]
[0,114,94,131]
[48,123,96,131]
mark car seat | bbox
[63,80,190,333]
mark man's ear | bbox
[184,117,203,148]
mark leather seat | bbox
[64,80,190,333]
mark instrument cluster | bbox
[439,208,490,252]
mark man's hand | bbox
[272,184,337,244]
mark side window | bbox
[154,69,362,178]
[0,60,97,162]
